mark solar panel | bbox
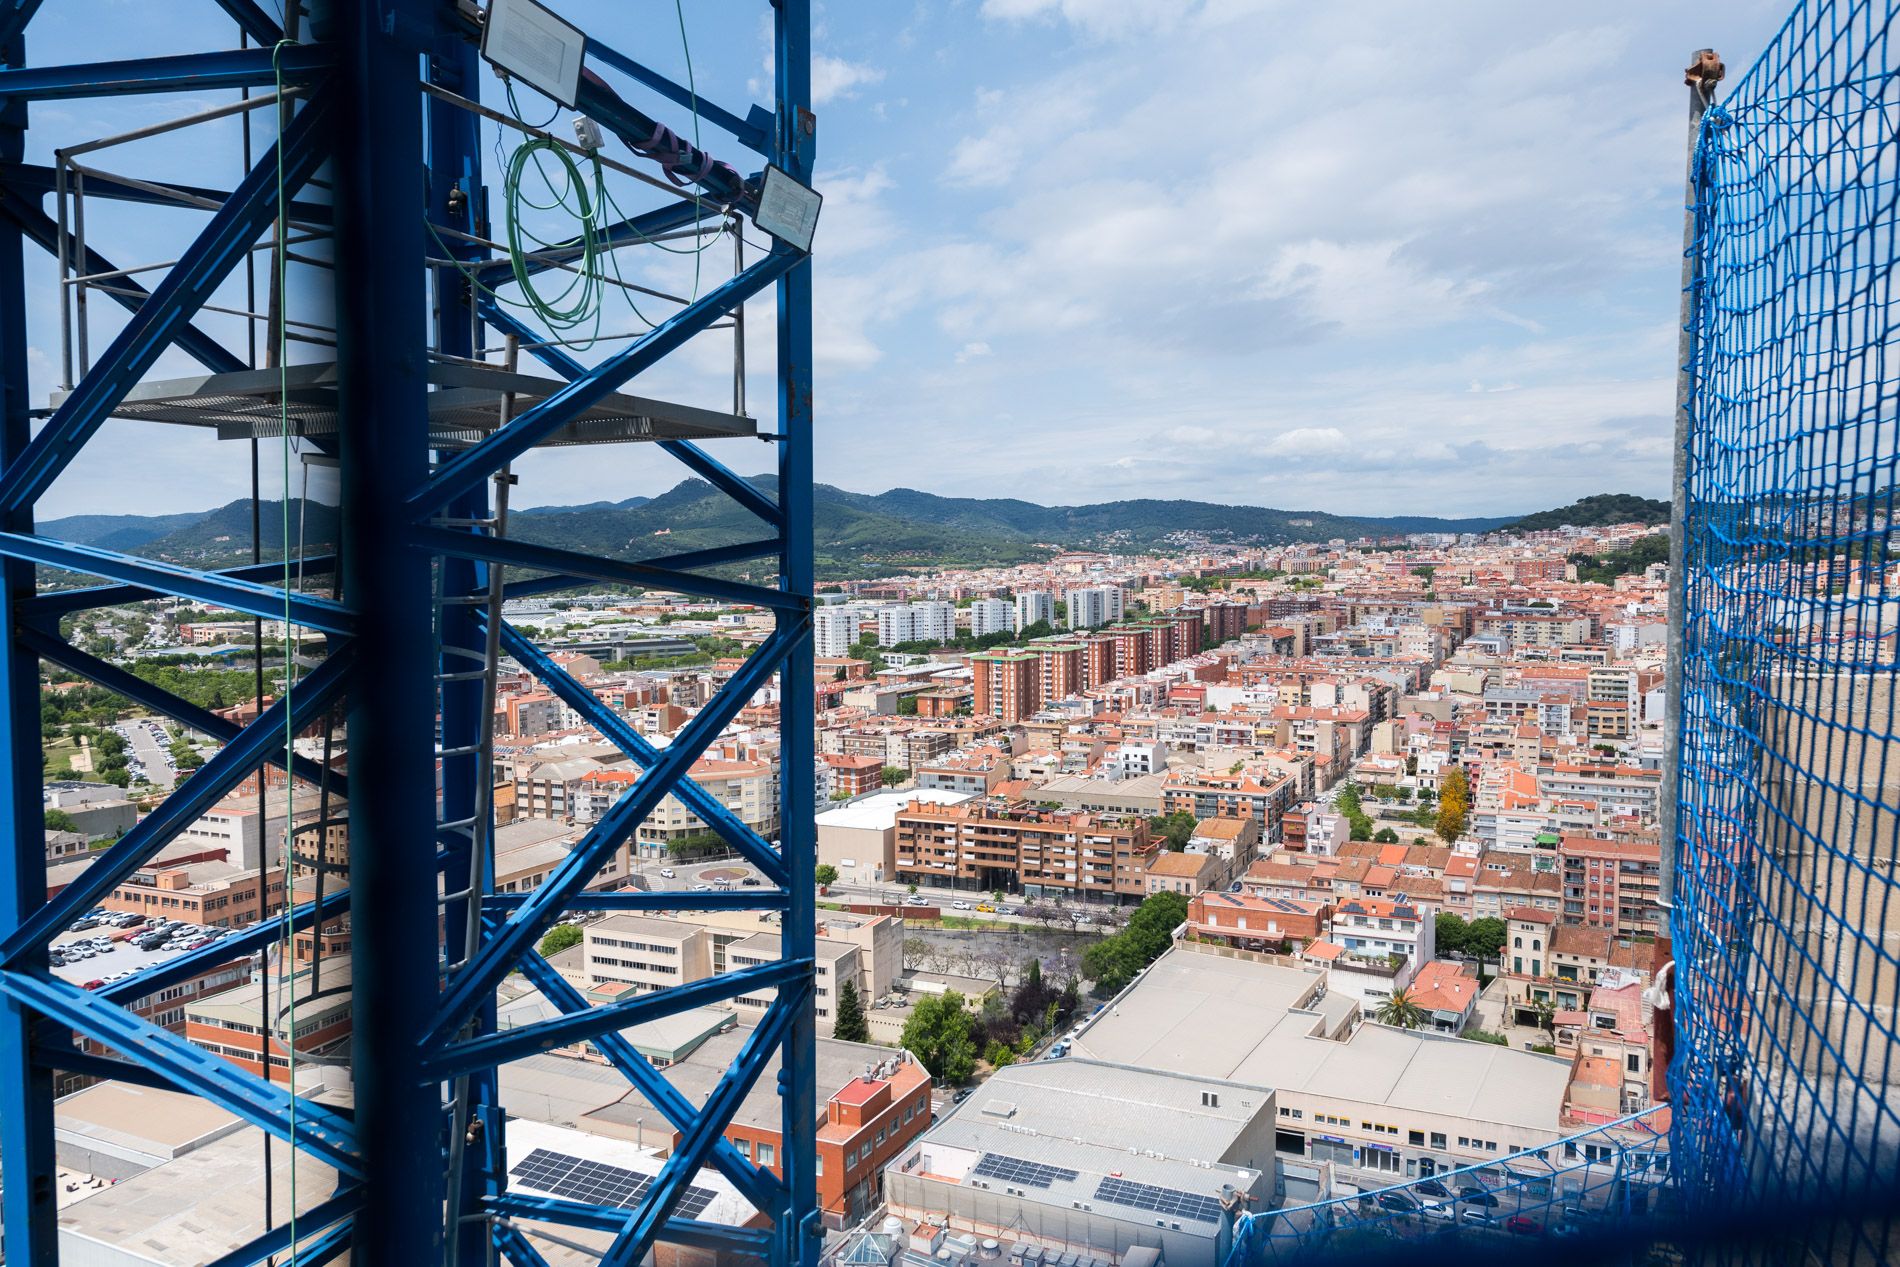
[970,1152,1079,1189]
[510,1147,720,1220]
[1092,1176,1225,1224]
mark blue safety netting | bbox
[1672,0,1900,1263]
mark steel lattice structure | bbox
[0,2,820,1264]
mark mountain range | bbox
[37,481,1661,580]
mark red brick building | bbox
[969,649,1041,722]
[1186,890,1331,951]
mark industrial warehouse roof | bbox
[915,1057,1265,1234]
[1071,946,1572,1137]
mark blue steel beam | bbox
[208,0,282,48]
[587,39,770,155]
[417,525,798,613]
[493,1220,555,1267]
[572,70,751,212]
[335,0,439,1254]
[25,553,337,619]
[423,957,805,1084]
[20,627,348,798]
[0,533,355,634]
[197,1187,361,1267]
[0,22,56,1255]
[490,1193,773,1258]
[772,2,822,1260]
[0,970,362,1175]
[2,164,333,226]
[485,889,788,914]
[96,885,351,1006]
[33,1044,180,1091]
[0,199,245,375]
[601,997,798,1267]
[496,620,785,879]
[0,44,329,99]
[513,952,782,1212]
[495,535,782,603]
[0,92,333,515]
[415,248,797,517]
[426,625,797,1045]
[484,304,783,528]
[0,645,353,960]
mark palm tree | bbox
[1375,988,1427,1030]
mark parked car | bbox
[1458,1186,1500,1208]
[1376,1192,1420,1215]
[951,900,973,910]
[1505,1215,1543,1236]
[81,979,105,990]
[1420,1201,1456,1223]
[69,918,99,932]
[1461,1209,1496,1228]
[1415,1179,1452,1200]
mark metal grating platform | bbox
[50,360,757,447]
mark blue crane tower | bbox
[0,1,822,1263]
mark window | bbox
[757,1142,775,1167]
[735,1138,751,1160]
[815,1153,823,1176]
[1430,1132,1447,1150]
[845,1149,857,1169]
[1408,1130,1425,1147]
[1202,1091,1220,1107]
[1627,1053,1642,1073]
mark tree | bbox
[895,695,919,716]
[880,766,909,787]
[1528,995,1557,1034]
[903,936,931,970]
[1057,976,1081,1023]
[833,978,870,1043]
[1082,891,1188,996]
[538,924,583,957]
[1146,810,1197,852]
[815,864,838,888]
[1465,916,1507,961]
[1436,768,1470,844]
[1372,827,1399,843]
[899,991,978,1084]
[1374,988,1426,1030]
[43,808,79,834]
[1436,912,1469,957]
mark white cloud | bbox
[981,0,1202,38]
[1259,427,1353,460]
[956,341,992,363]
[811,54,885,105]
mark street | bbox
[116,715,176,791]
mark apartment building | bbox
[967,598,1014,637]
[892,796,1155,901]
[968,649,1041,722]
[814,605,860,657]
[1065,585,1124,629]
[1559,833,1663,936]
[877,601,957,646]
[184,955,352,1084]
[1538,762,1662,820]
[1162,766,1296,842]
[1014,590,1056,628]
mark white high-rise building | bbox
[876,601,957,646]
[1066,585,1124,630]
[1014,591,1056,630]
[814,606,858,658]
[969,599,1015,637]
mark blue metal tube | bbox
[0,532,355,633]
[335,0,440,1256]
[482,304,783,527]
[427,625,798,1043]
[19,627,348,797]
[494,620,785,878]
[207,0,281,48]
[0,92,332,516]
[601,997,799,1267]
[586,38,769,155]
[0,646,353,960]
[24,555,336,619]
[0,970,362,1175]
[414,249,797,517]
[0,44,329,99]
[513,953,782,1212]
[489,1192,774,1257]
[424,958,805,1083]
[0,199,246,375]
[94,886,352,1006]
[0,20,58,1252]
[773,1,821,1260]
[417,525,799,612]
[483,889,789,914]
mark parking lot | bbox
[49,917,240,991]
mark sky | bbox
[25,0,1795,521]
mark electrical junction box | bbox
[572,116,604,151]
[481,0,586,109]
[753,165,823,253]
